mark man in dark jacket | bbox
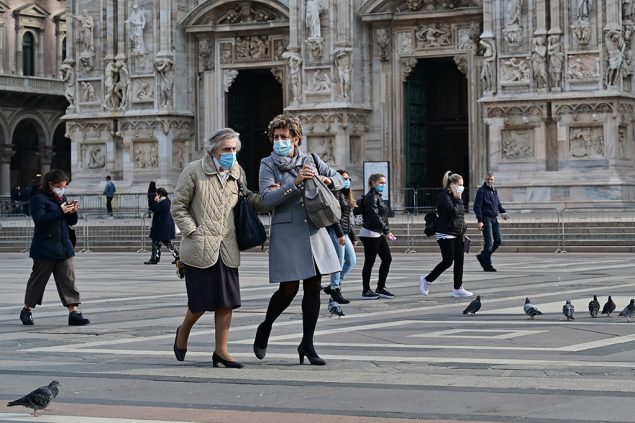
[473,172,509,272]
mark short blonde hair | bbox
[267,114,303,145]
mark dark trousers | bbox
[480,217,501,266]
[106,196,113,215]
[24,258,81,308]
[359,235,392,291]
[426,237,464,289]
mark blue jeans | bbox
[480,216,501,266]
[328,228,357,289]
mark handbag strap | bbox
[235,179,246,198]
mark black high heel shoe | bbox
[297,345,326,366]
[212,352,244,368]
[173,326,186,362]
[253,322,271,360]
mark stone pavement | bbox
[0,251,634,423]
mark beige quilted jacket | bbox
[171,154,266,269]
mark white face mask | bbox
[456,186,464,194]
[52,187,66,196]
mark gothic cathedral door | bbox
[227,69,283,189]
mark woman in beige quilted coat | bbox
[171,128,267,368]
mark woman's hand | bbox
[386,232,397,241]
[60,202,75,214]
[294,165,315,185]
[319,176,332,186]
[338,236,346,246]
[450,184,462,199]
[353,240,359,247]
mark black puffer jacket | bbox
[434,189,466,236]
[328,190,357,241]
[362,188,389,235]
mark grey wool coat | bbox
[259,151,344,283]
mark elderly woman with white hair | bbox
[171,128,268,368]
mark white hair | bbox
[204,128,241,154]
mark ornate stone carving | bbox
[60,62,75,108]
[305,37,324,59]
[567,54,600,80]
[575,0,592,21]
[172,143,185,170]
[134,79,153,101]
[548,35,564,89]
[198,38,213,71]
[531,36,549,89]
[376,29,391,61]
[223,69,239,92]
[625,1,635,22]
[486,105,544,119]
[554,103,613,118]
[80,81,96,102]
[79,53,93,72]
[273,38,287,60]
[306,0,324,39]
[440,0,458,8]
[500,57,531,83]
[503,0,523,47]
[125,3,146,59]
[310,137,335,164]
[218,1,275,24]
[502,129,534,161]
[401,57,418,82]
[310,69,331,93]
[618,125,628,158]
[81,144,105,169]
[70,10,94,54]
[454,55,468,77]
[480,39,496,92]
[104,56,130,111]
[398,32,413,55]
[155,56,174,108]
[569,127,604,159]
[236,36,270,61]
[405,0,424,11]
[271,67,283,85]
[134,142,159,169]
[220,43,233,64]
[282,51,302,103]
[605,27,626,87]
[335,49,352,99]
[415,23,451,49]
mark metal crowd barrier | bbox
[0,214,33,252]
[560,206,635,253]
[389,209,415,253]
[502,208,562,253]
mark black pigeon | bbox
[7,380,60,416]
[523,297,542,319]
[588,295,600,318]
[601,296,616,317]
[462,295,481,316]
[618,299,635,322]
[328,300,344,317]
[562,300,575,321]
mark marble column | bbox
[0,146,14,196]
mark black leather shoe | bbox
[297,344,325,365]
[253,322,271,360]
[68,311,90,326]
[20,307,34,326]
[173,326,186,361]
[144,259,158,265]
[212,352,244,368]
[484,266,497,272]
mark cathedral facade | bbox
[4,1,635,208]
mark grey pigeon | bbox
[618,299,635,322]
[7,380,60,416]
[462,295,481,316]
[588,295,600,318]
[562,300,575,321]
[523,297,542,319]
[601,296,616,317]
[328,300,344,317]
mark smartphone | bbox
[68,200,79,206]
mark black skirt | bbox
[184,258,240,312]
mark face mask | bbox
[52,187,66,197]
[375,184,385,193]
[219,152,236,169]
[273,140,293,157]
[456,186,465,194]
[343,180,351,189]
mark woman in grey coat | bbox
[253,114,344,366]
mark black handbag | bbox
[424,208,438,237]
[234,179,267,251]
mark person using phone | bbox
[419,171,473,298]
[473,171,509,272]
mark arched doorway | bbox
[227,69,282,189]
[51,123,71,177]
[11,119,42,190]
[404,58,469,203]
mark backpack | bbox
[424,208,438,237]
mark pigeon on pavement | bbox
[562,300,575,321]
[523,297,542,319]
[462,295,481,316]
[7,380,60,416]
[618,299,635,322]
[588,295,600,318]
[601,296,616,317]
[328,300,344,317]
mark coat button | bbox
[304,219,307,222]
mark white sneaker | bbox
[451,287,473,298]
[419,276,430,296]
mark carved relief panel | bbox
[133,142,159,169]
[172,142,186,170]
[568,127,604,159]
[78,80,100,104]
[80,143,106,169]
[308,136,335,164]
[501,129,535,161]
[131,77,154,103]
[566,53,600,81]
[415,23,452,49]
[500,57,531,83]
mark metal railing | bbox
[560,206,635,253]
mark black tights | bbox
[261,274,322,354]
[360,236,392,291]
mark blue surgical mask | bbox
[52,187,66,197]
[219,152,236,169]
[273,140,293,157]
[343,180,351,189]
[375,184,385,193]
[456,186,465,194]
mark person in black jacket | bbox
[359,173,397,299]
[146,181,157,213]
[473,172,509,272]
[324,169,358,305]
[19,169,90,326]
[419,171,473,298]
[145,187,179,264]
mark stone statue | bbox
[114,55,129,110]
[282,51,302,103]
[103,60,119,110]
[199,38,213,71]
[605,28,626,87]
[531,37,549,89]
[81,81,96,102]
[624,0,635,21]
[71,10,94,53]
[335,49,352,99]
[306,0,323,39]
[547,35,564,89]
[480,39,496,93]
[125,3,146,57]
[376,29,391,61]
[60,63,75,108]
[135,80,153,100]
[155,57,175,107]
[87,146,105,169]
[506,0,522,26]
[576,0,592,21]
